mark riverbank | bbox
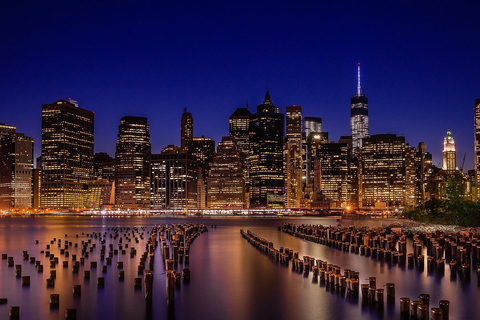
[339,216,480,235]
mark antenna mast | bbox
[357,63,362,96]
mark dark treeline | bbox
[404,177,480,227]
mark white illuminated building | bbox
[350,63,369,151]
[442,128,456,172]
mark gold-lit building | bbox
[359,134,417,208]
[115,116,151,209]
[207,137,245,209]
[41,100,94,209]
[284,105,303,208]
[315,142,356,209]
[442,129,456,173]
[85,180,114,209]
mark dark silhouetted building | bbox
[94,152,115,182]
[88,152,115,209]
[151,146,197,209]
[115,116,151,209]
[188,136,215,209]
[181,108,193,150]
[41,100,94,209]
[249,90,284,208]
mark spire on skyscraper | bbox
[264,88,272,105]
[350,63,369,151]
[357,62,362,96]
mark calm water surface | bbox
[0,216,479,319]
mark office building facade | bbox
[207,136,245,209]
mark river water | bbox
[0,216,478,319]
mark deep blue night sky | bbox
[1,1,479,169]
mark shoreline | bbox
[339,216,480,235]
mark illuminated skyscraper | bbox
[115,116,151,209]
[442,129,456,173]
[350,63,369,151]
[475,98,480,199]
[285,106,303,208]
[41,100,94,209]
[0,132,34,210]
[249,90,284,208]
[181,108,193,150]
[207,136,245,209]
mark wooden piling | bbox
[439,300,449,320]
[145,271,153,301]
[400,297,410,319]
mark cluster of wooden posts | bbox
[241,225,453,320]
[1,223,208,319]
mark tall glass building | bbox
[350,63,369,151]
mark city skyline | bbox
[1,1,480,170]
